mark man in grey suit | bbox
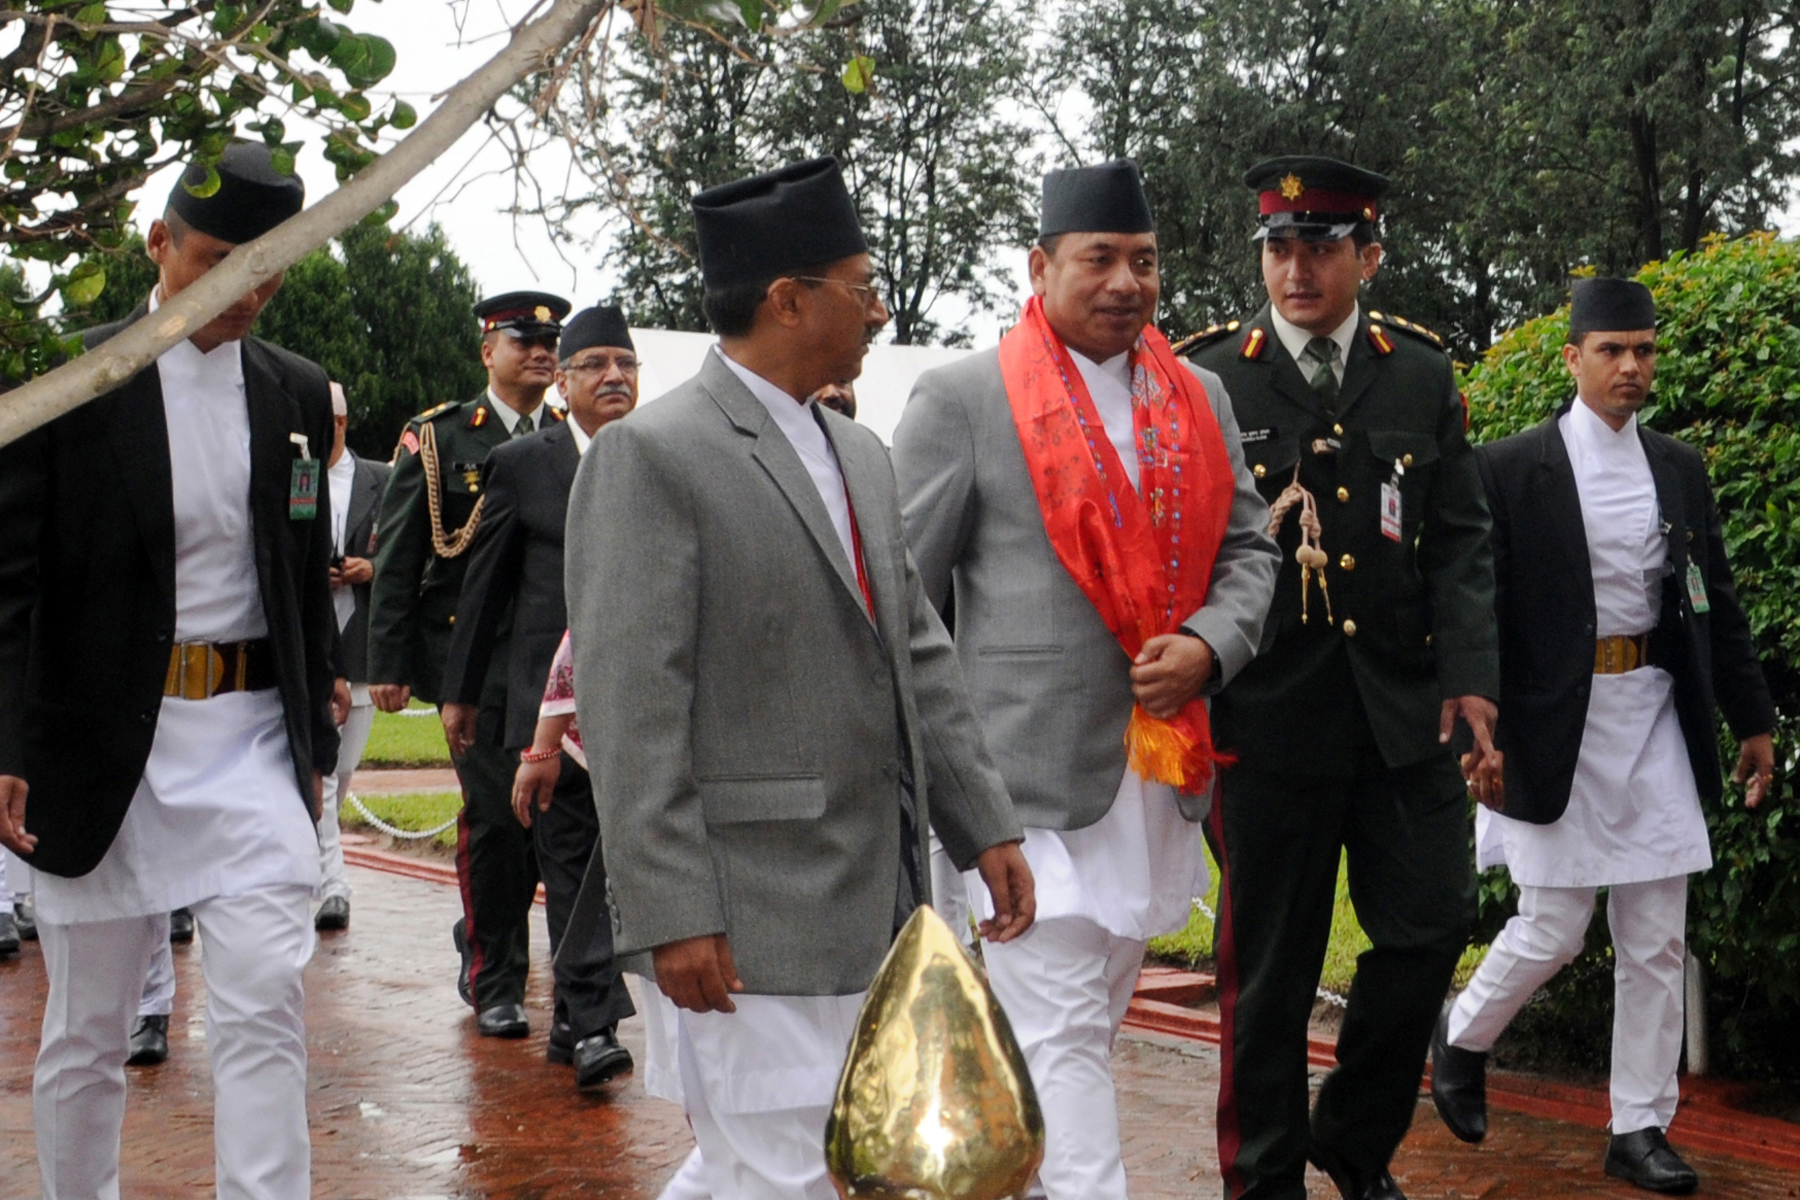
[565,157,1035,1200]
[892,160,1278,1200]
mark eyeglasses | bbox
[791,276,884,306]
[562,358,639,374]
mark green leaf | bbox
[61,267,106,308]
[389,100,417,130]
[183,164,221,200]
[841,54,876,94]
[736,0,769,29]
[327,0,354,11]
[338,92,373,122]
[358,36,397,84]
[269,146,296,176]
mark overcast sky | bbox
[124,0,1799,343]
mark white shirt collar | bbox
[486,387,544,434]
[1566,395,1646,465]
[1269,303,1359,378]
[569,419,592,455]
[1068,347,1132,394]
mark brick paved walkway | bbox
[3,865,1795,1198]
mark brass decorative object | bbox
[825,906,1044,1199]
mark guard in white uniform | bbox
[1433,279,1776,1195]
[893,162,1277,1200]
[0,144,343,1200]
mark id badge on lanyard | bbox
[1379,458,1404,542]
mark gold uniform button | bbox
[1333,423,1344,436]
[1342,619,1357,637]
[1336,486,1350,503]
[1339,554,1356,571]
[1402,452,1415,468]
[1253,464,1267,479]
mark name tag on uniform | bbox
[1240,427,1275,444]
[1686,561,1710,613]
[1380,481,1403,541]
[288,432,318,520]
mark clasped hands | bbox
[654,840,1035,1014]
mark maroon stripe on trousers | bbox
[1208,790,1246,1197]
[454,803,485,1004]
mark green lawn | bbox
[339,789,463,848]
[361,701,452,767]
[1148,844,1488,996]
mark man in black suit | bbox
[1430,279,1775,1195]
[0,143,340,1200]
[441,305,640,1088]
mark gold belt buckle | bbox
[167,643,226,699]
[1593,636,1642,675]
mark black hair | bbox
[701,260,835,338]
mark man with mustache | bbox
[0,141,341,1199]
[893,160,1278,1199]
[368,290,570,1038]
[1182,156,1499,1200]
[443,305,641,1089]
[1431,279,1775,1195]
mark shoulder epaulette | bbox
[1367,311,1445,350]
[416,400,458,423]
[547,406,567,423]
[1171,319,1243,358]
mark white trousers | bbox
[317,701,375,901]
[928,834,972,947]
[137,917,176,1018]
[1447,876,1689,1133]
[983,915,1146,1200]
[656,1147,715,1200]
[1,843,28,911]
[36,885,315,1200]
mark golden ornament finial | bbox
[826,906,1044,1199]
[1279,173,1305,201]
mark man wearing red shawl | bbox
[893,160,1279,1200]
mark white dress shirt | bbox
[569,418,593,455]
[1270,304,1358,386]
[35,301,321,922]
[965,348,1209,943]
[1476,401,1710,887]
[487,387,545,436]
[327,451,358,633]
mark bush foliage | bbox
[1462,232,1800,1077]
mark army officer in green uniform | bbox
[368,291,569,1037]
[1182,158,1499,1200]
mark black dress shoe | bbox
[477,1003,530,1038]
[1605,1128,1699,1194]
[574,1028,634,1091]
[547,1020,575,1065]
[13,899,35,941]
[126,1015,170,1066]
[1310,1140,1407,1200]
[1430,1007,1489,1144]
[0,911,18,956]
[168,908,195,944]
[314,896,351,931]
[452,918,473,1007]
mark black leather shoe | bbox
[314,896,350,932]
[126,1015,170,1066]
[477,1003,530,1038]
[574,1028,634,1091]
[168,908,195,944]
[547,1020,575,1065]
[1605,1128,1699,1194]
[13,898,35,941]
[0,911,18,956]
[1310,1140,1407,1200]
[452,918,473,1007]
[1430,1007,1489,1144]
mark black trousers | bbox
[453,699,538,1011]
[1208,716,1473,1200]
[537,753,634,1039]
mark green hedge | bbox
[1461,233,1800,1077]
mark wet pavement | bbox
[2,864,1796,1199]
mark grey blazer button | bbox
[882,762,898,781]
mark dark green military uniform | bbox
[1185,301,1497,1199]
[369,389,566,1014]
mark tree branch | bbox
[0,0,612,449]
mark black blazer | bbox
[0,312,341,877]
[1475,409,1774,824]
[335,450,391,683]
[442,420,581,750]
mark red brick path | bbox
[2,865,1796,1198]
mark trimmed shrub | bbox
[1461,232,1800,1078]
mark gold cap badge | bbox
[1279,173,1305,201]
[534,305,551,322]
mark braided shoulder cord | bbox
[419,421,485,559]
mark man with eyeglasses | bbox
[441,305,641,1088]
[368,290,570,1038]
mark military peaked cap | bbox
[1243,156,1390,242]
[474,291,570,338]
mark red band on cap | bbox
[1259,188,1376,220]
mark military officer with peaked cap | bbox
[1182,157,1499,1200]
[368,290,569,1037]
[0,141,339,1199]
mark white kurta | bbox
[35,327,321,924]
[968,348,1208,943]
[1475,402,1710,888]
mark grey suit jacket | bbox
[565,351,1022,997]
[338,450,390,684]
[892,347,1278,829]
